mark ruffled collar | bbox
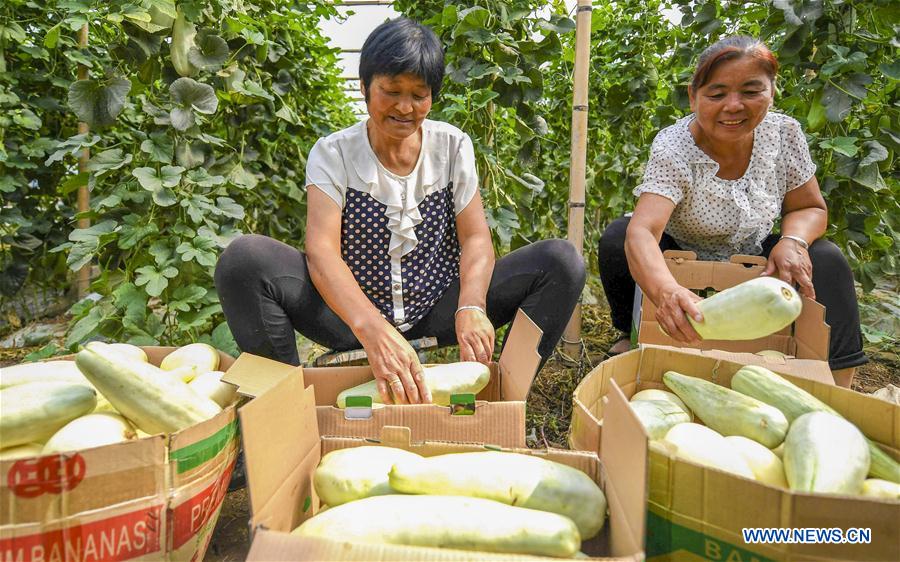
[343,119,447,258]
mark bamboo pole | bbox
[76,23,91,299]
[562,0,593,356]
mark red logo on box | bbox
[7,454,86,498]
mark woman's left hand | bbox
[455,308,495,365]
[762,238,816,299]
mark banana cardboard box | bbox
[0,347,266,562]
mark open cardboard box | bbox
[633,251,834,384]
[228,369,648,560]
[224,309,544,448]
[568,345,900,562]
[0,347,253,561]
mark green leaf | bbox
[233,80,274,101]
[132,166,183,206]
[113,282,148,326]
[188,30,229,71]
[229,163,258,189]
[135,265,179,297]
[118,215,159,249]
[169,77,218,130]
[209,321,239,357]
[819,136,858,157]
[538,15,575,34]
[806,93,826,132]
[185,168,226,187]
[275,104,301,124]
[140,133,174,163]
[66,306,105,348]
[471,89,499,108]
[880,61,900,80]
[58,173,88,195]
[87,149,133,175]
[169,284,208,312]
[852,163,886,191]
[821,83,851,123]
[216,197,245,219]
[68,76,131,127]
[176,239,217,267]
[175,141,207,169]
[176,304,221,330]
[453,6,490,39]
[858,141,888,167]
[13,109,42,130]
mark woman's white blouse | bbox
[634,112,817,261]
[305,119,479,331]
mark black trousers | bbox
[215,235,586,368]
[597,217,867,370]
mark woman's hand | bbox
[358,320,432,405]
[654,284,704,344]
[455,308,495,364]
[762,238,815,299]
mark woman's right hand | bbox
[654,284,704,344]
[358,320,432,405]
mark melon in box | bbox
[569,345,900,562]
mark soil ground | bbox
[1,304,896,561]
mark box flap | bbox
[498,309,543,402]
[222,353,302,398]
[238,373,319,531]
[601,380,647,558]
[792,295,830,361]
[695,348,834,385]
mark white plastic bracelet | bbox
[455,305,486,316]
[780,235,809,250]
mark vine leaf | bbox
[140,132,174,163]
[135,265,179,297]
[87,149,133,175]
[169,77,218,130]
[188,30,229,71]
[68,76,131,127]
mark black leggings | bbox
[597,217,867,370]
[215,235,586,368]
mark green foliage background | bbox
[1,0,353,352]
[396,0,898,290]
[1,0,897,351]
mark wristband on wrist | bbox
[779,235,809,250]
[455,305,486,316]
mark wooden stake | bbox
[562,0,593,356]
[76,23,91,299]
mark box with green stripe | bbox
[569,346,900,562]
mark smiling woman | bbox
[214,18,585,406]
[596,36,867,386]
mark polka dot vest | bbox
[306,119,479,331]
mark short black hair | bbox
[359,18,444,102]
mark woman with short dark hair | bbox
[215,18,585,404]
[597,36,866,386]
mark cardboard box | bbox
[228,370,648,560]
[225,309,544,448]
[569,345,900,561]
[633,251,833,382]
[0,347,253,562]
